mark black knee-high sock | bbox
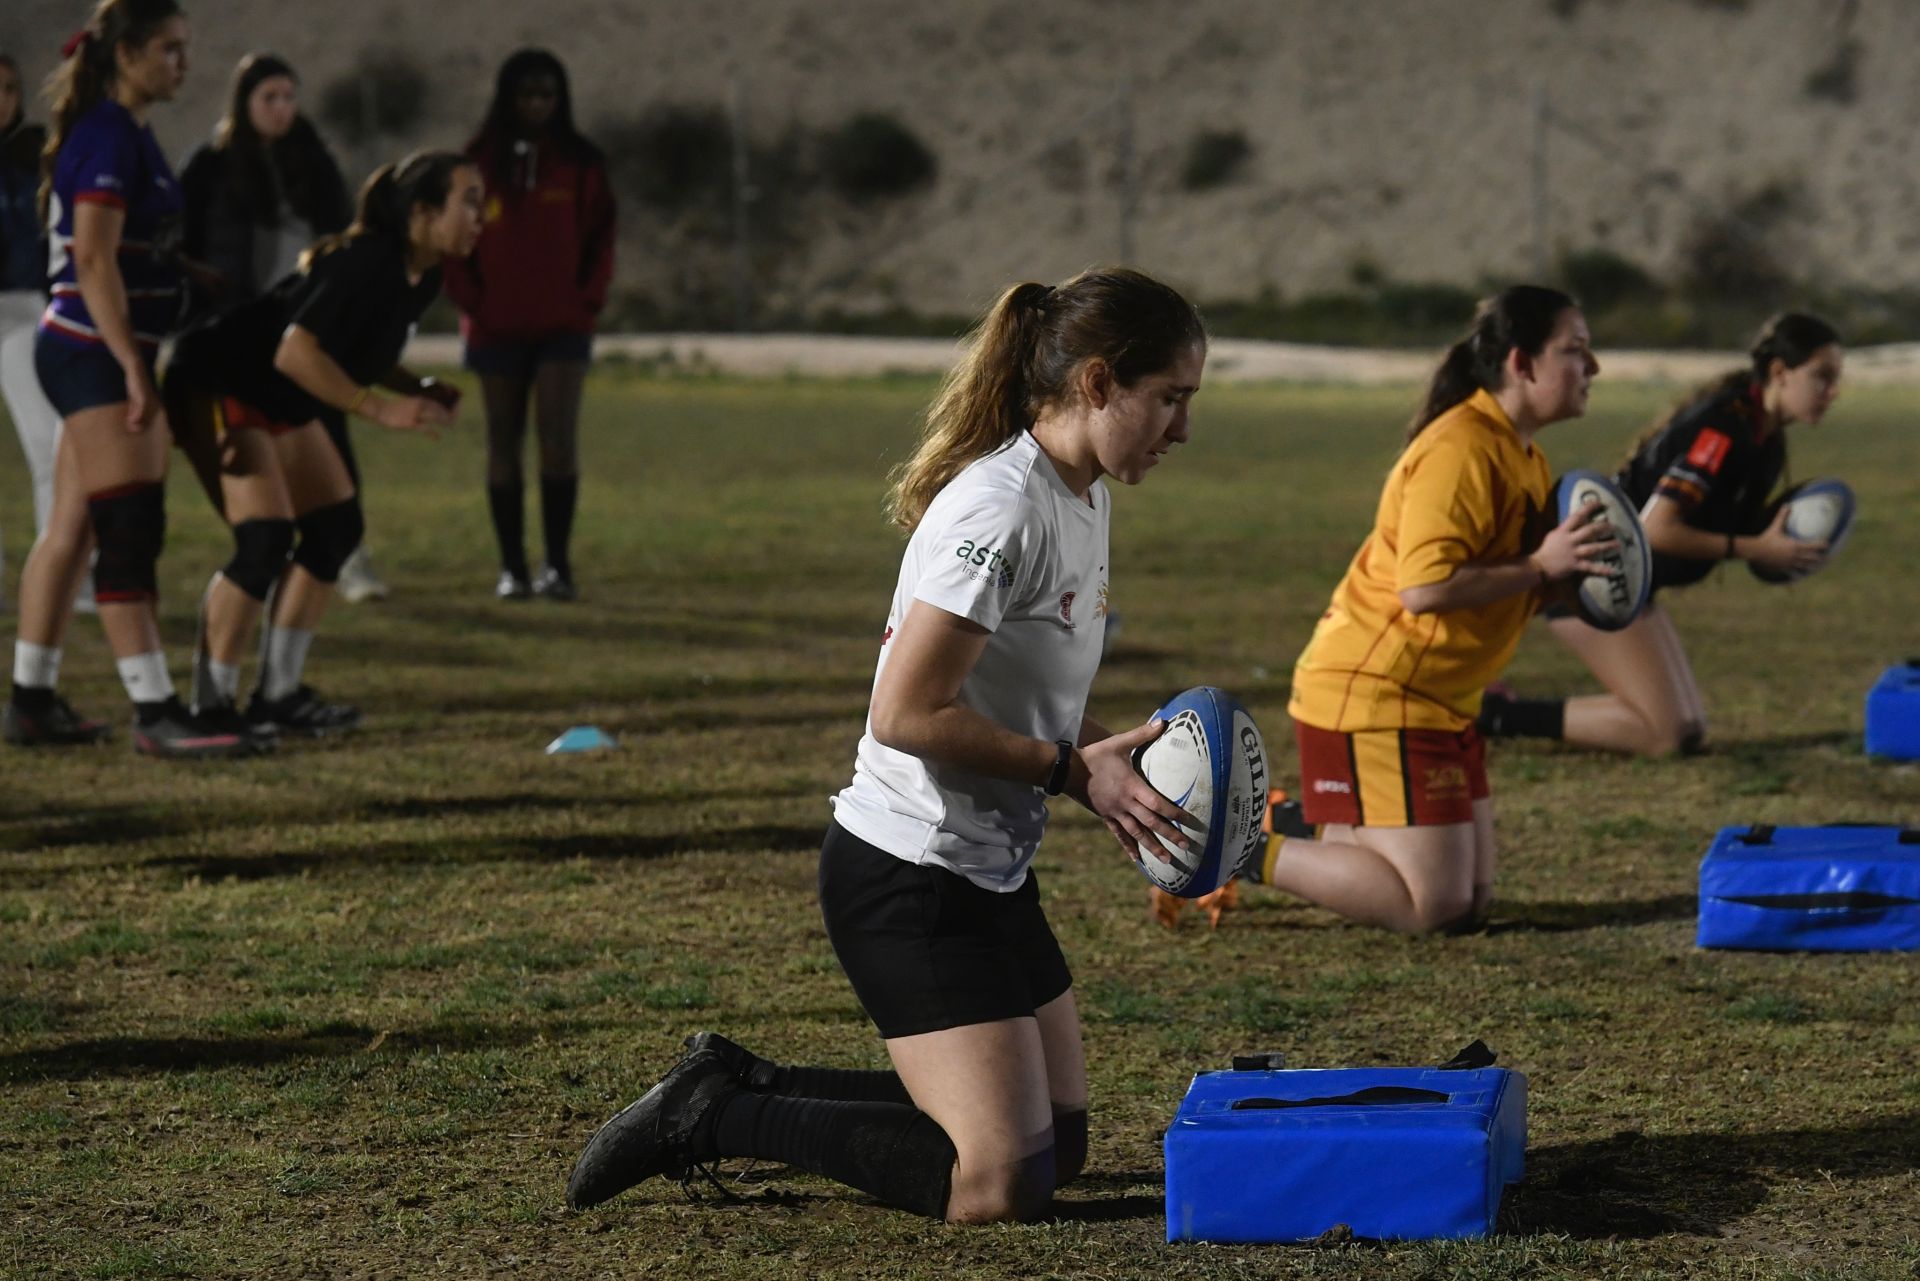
[1052,1108,1088,1187]
[539,473,578,579]
[770,1064,913,1105]
[712,1094,956,1218]
[487,483,527,579]
[1477,692,1566,739]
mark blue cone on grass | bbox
[547,725,618,754]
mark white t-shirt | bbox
[832,431,1110,891]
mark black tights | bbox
[483,362,586,578]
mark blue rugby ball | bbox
[1129,687,1268,898]
[1553,469,1651,632]
[1751,478,1855,584]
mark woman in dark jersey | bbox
[178,51,394,603]
[4,0,262,758]
[1480,313,1842,756]
[165,150,481,734]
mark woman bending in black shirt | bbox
[166,150,480,733]
[1481,313,1842,756]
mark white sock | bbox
[116,651,176,705]
[207,659,242,703]
[13,641,62,689]
[259,627,314,701]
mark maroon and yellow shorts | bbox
[1294,721,1488,828]
[217,396,304,436]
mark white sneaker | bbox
[336,547,389,603]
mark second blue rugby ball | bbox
[1553,469,1651,632]
[1130,687,1268,899]
[1751,478,1856,584]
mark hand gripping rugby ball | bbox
[1552,469,1652,632]
[1751,478,1856,584]
[1128,687,1268,898]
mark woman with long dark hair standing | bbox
[4,0,261,757]
[178,52,349,317]
[443,48,614,601]
[1479,312,1843,756]
[164,151,480,734]
[566,269,1204,1223]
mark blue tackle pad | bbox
[1164,1058,1527,1243]
[1697,824,1920,952]
[1865,662,1920,761]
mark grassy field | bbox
[2,367,1917,1280]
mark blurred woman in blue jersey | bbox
[4,0,261,757]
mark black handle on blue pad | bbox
[1231,1052,1287,1071]
[1232,1086,1451,1110]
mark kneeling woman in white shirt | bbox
[567,267,1207,1223]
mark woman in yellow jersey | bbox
[1200,286,1612,934]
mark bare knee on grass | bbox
[1397,884,1478,935]
[946,1148,1056,1224]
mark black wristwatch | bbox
[1044,739,1075,796]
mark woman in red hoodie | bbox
[444,49,615,601]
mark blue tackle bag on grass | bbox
[1865,661,1920,761]
[1697,824,1920,952]
[1164,1041,1527,1243]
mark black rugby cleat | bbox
[682,1031,778,1091]
[132,697,269,759]
[566,1049,739,1211]
[245,685,361,737]
[4,694,113,746]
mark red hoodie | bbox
[443,134,616,345]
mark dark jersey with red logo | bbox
[1616,380,1786,591]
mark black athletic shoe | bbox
[496,570,532,600]
[132,697,265,760]
[194,699,280,750]
[245,686,361,737]
[682,1031,777,1091]
[566,1049,739,1211]
[4,694,113,746]
[532,566,576,602]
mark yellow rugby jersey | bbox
[1290,389,1553,733]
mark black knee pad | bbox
[88,481,165,602]
[291,497,365,584]
[222,517,296,601]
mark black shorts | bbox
[818,821,1073,1040]
[463,332,592,378]
[35,331,157,418]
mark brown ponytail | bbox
[1408,284,1577,443]
[886,267,1205,532]
[300,148,470,269]
[39,0,182,220]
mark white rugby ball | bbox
[1751,478,1855,584]
[1554,469,1651,631]
[1129,687,1268,899]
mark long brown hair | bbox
[1625,311,1841,463]
[886,267,1206,532]
[299,149,470,270]
[39,0,182,219]
[212,52,347,230]
[1407,285,1577,443]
